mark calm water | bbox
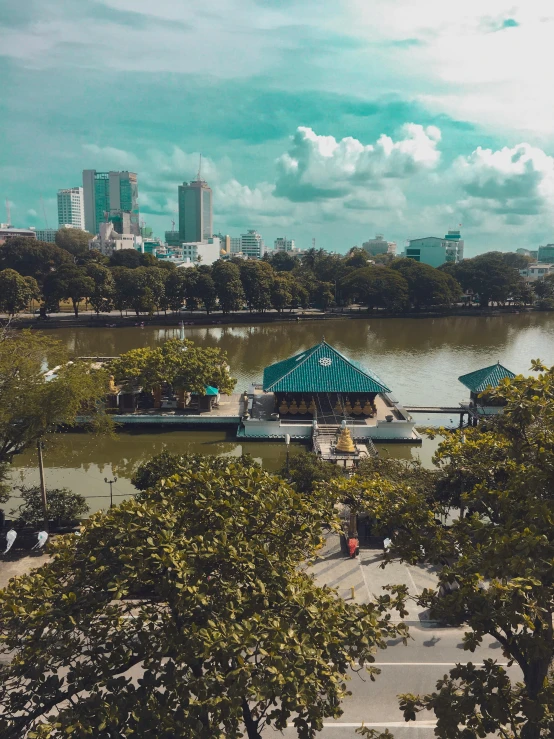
[7,313,554,515]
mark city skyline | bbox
[2,2,554,256]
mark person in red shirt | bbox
[347,537,358,558]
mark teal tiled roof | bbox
[458,363,515,393]
[263,341,391,394]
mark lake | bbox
[7,313,554,515]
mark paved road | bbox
[266,627,519,736]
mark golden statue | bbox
[298,398,308,414]
[108,375,117,393]
[308,397,317,415]
[279,399,289,414]
[344,398,353,415]
[333,398,343,414]
[289,399,299,415]
[336,425,356,453]
[362,400,373,416]
[352,400,363,415]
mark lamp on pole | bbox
[37,440,48,531]
[285,434,291,474]
[104,477,118,508]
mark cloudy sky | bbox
[1,0,554,255]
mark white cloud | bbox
[451,142,554,217]
[82,144,139,170]
[275,124,441,202]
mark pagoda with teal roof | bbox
[241,340,419,443]
[458,362,516,419]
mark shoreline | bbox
[5,305,541,330]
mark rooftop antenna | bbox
[171,219,175,233]
[40,196,49,229]
[197,153,202,181]
[5,198,11,226]
[312,237,316,249]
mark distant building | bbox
[88,222,143,256]
[274,237,296,252]
[178,178,213,243]
[520,263,554,282]
[517,248,539,260]
[34,228,58,243]
[362,234,396,256]
[404,230,464,268]
[83,170,140,236]
[0,225,37,243]
[230,237,242,255]
[155,238,222,267]
[239,230,264,259]
[213,233,231,254]
[57,187,84,230]
[538,244,554,263]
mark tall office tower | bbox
[57,187,85,229]
[82,170,139,235]
[240,230,264,259]
[178,176,213,243]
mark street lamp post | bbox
[104,477,118,508]
[285,434,291,474]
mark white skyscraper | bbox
[240,230,264,259]
[57,187,85,230]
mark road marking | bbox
[405,564,420,594]
[357,552,373,601]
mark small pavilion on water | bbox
[241,340,419,443]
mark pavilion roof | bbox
[263,341,391,394]
[458,362,515,393]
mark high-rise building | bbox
[230,237,242,254]
[274,237,295,252]
[538,244,554,263]
[57,187,84,230]
[34,228,58,243]
[362,234,396,256]
[178,177,213,243]
[240,230,264,259]
[82,170,139,236]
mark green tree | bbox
[162,269,188,313]
[341,267,409,311]
[54,227,93,257]
[0,269,40,315]
[279,450,344,495]
[0,329,110,496]
[85,263,115,315]
[239,261,274,312]
[108,338,236,395]
[12,486,89,527]
[109,249,142,269]
[212,261,245,313]
[443,252,524,307]
[264,250,300,272]
[0,454,407,739]
[0,238,72,284]
[313,281,335,310]
[43,264,95,317]
[343,363,554,739]
[194,271,217,314]
[110,266,134,315]
[270,274,293,312]
[392,259,462,309]
[122,267,166,316]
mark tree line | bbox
[0,229,540,317]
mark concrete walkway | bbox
[309,533,439,622]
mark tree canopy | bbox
[0,269,39,315]
[332,362,554,739]
[107,338,236,395]
[0,454,407,739]
[54,227,93,257]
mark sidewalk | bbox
[309,533,438,622]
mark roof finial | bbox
[322,335,325,343]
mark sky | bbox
[1,0,554,256]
